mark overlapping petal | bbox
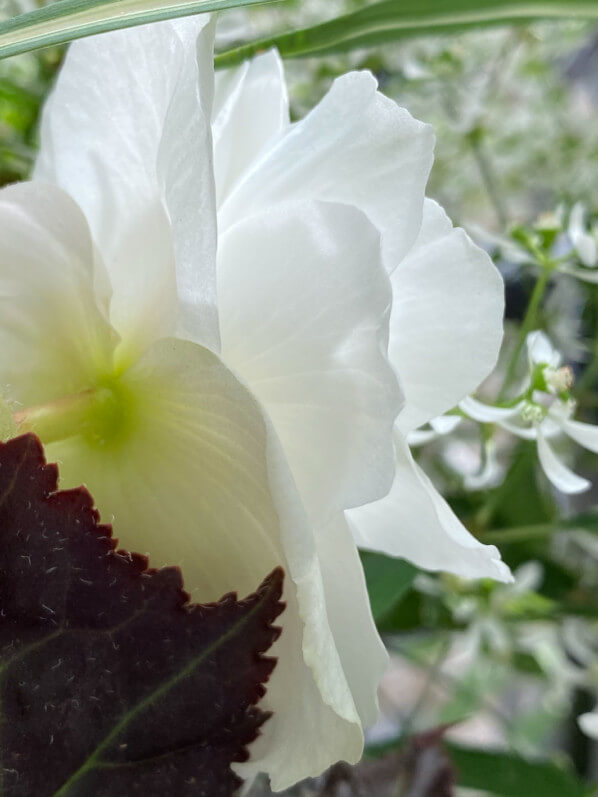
[218,70,434,269]
[315,514,388,727]
[35,19,219,354]
[348,433,512,583]
[213,49,289,206]
[536,427,590,494]
[390,200,504,434]
[218,200,402,524]
[0,182,114,407]
[560,417,598,453]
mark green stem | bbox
[577,337,598,395]
[400,637,452,738]
[468,131,507,228]
[479,522,556,545]
[390,640,514,731]
[498,266,552,400]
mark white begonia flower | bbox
[461,331,598,495]
[0,18,509,788]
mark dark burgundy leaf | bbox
[0,434,284,797]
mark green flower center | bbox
[13,372,139,450]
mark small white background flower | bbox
[462,331,598,495]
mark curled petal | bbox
[316,514,388,727]
[219,70,434,270]
[347,433,512,583]
[460,396,524,424]
[391,200,504,434]
[536,427,590,494]
[561,417,598,453]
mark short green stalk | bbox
[498,260,555,401]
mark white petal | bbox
[407,414,461,445]
[463,441,503,491]
[499,419,539,440]
[316,514,388,727]
[430,414,462,434]
[579,710,598,740]
[569,202,597,267]
[0,181,115,407]
[219,70,434,270]
[536,428,590,494]
[45,337,363,789]
[559,263,598,283]
[35,19,219,354]
[348,433,512,583]
[391,200,504,433]
[526,330,560,368]
[219,200,401,524]
[460,396,524,424]
[407,428,440,447]
[561,417,598,454]
[213,49,289,206]
[159,19,221,353]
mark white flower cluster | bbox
[462,331,598,494]
[475,203,598,284]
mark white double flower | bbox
[0,17,508,787]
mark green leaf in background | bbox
[215,0,598,67]
[0,0,274,61]
[445,743,591,797]
[360,551,417,623]
[476,442,557,533]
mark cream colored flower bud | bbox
[545,365,574,394]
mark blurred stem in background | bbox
[499,263,553,400]
[466,125,508,228]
